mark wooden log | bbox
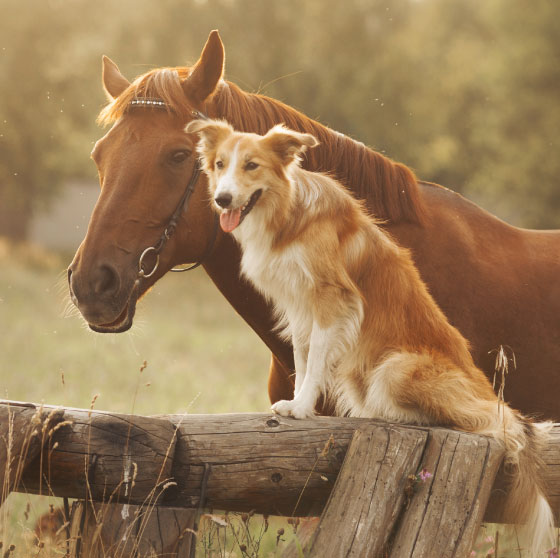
[286,427,504,558]
[163,412,560,525]
[304,425,429,557]
[4,401,559,525]
[165,413,360,516]
[0,401,65,504]
[13,401,178,505]
[69,501,196,558]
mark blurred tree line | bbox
[1,0,558,240]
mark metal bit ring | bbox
[138,246,160,278]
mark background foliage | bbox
[1,0,559,239]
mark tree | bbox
[0,0,104,240]
[1,0,558,239]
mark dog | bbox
[186,118,555,555]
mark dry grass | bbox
[0,241,271,415]
[0,242,291,557]
[0,242,558,557]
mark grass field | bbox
[0,241,271,416]
[0,240,285,557]
[1,241,557,557]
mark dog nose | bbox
[215,193,233,208]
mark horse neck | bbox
[210,81,426,225]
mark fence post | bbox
[302,425,428,557]
[69,501,196,558]
[301,427,504,558]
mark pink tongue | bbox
[220,208,242,233]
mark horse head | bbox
[68,31,226,332]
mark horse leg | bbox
[267,354,295,404]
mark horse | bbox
[68,30,560,421]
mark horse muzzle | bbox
[67,264,140,333]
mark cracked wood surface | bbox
[304,425,430,557]
[3,401,178,504]
[0,401,64,504]
[2,401,559,527]
[294,427,503,558]
[388,429,505,558]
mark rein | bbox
[133,105,218,280]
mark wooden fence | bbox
[1,399,558,557]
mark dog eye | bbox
[245,162,259,171]
[215,160,224,169]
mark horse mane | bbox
[98,66,426,225]
[214,82,426,224]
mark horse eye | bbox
[171,150,190,164]
[215,160,224,169]
[245,162,259,171]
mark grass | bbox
[0,240,279,557]
[0,240,271,416]
[0,240,558,557]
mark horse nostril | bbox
[93,264,120,297]
[215,193,233,208]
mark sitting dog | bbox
[186,118,555,556]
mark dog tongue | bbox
[220,209,242,232]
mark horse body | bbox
[204,178,560,420]
[68,31,560,420]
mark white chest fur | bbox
[233,218,314,340]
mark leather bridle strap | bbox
[136,108,218,279]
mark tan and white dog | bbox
[186,119,555,555]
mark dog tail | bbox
[486,408,555,557]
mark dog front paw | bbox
[271,399,314,419]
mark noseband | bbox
[132,105,219,280]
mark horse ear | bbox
[183,30,225,105]
[102,55,130,100]
[185,118,233,155]
[262,125,319,165]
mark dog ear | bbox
[185,119,233,155]
[262,125,319,165]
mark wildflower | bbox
[547,548,559,558]
[418,468,433,482]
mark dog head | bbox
[185,119,318,232]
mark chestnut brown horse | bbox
[68,31,560,420]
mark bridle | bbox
[85,102,218,334]
[132,104,219,280]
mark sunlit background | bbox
[3,0,560,244]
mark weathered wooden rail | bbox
[1,399,559,557]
